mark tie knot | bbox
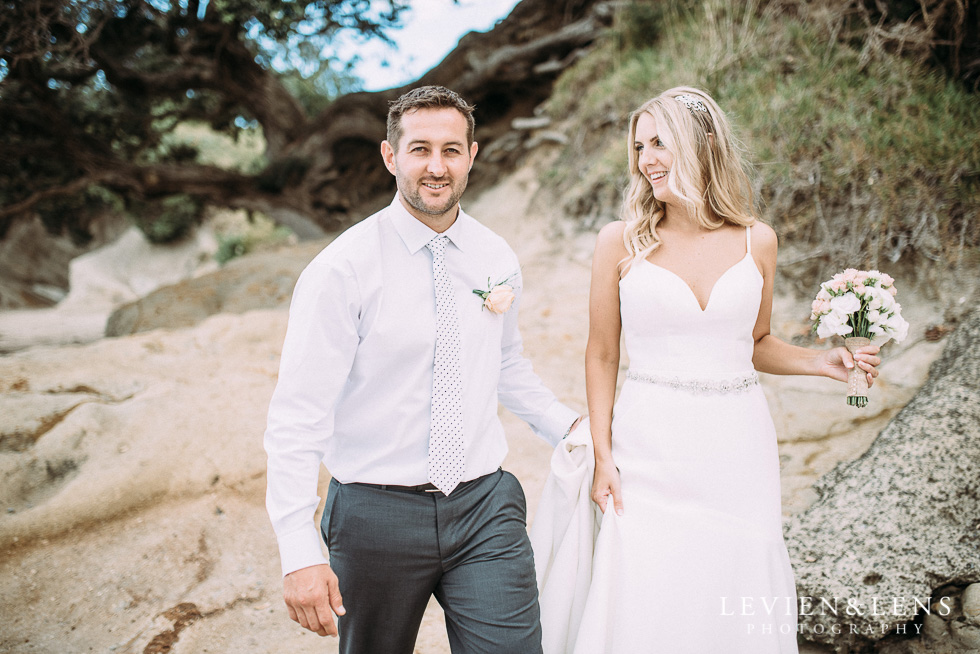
[426,234,449,257]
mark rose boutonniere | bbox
[473,273,517,314]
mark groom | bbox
[264,85,580,654]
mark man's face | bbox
[382,107,478,225]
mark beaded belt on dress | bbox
[625,369,759,394]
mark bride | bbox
[539,87,881,653]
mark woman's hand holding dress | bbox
[591,459,624,516]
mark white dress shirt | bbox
[265,195,578,576]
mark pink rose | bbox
[830,279,848,292]
[484,284,515,314]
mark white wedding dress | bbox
[569,227,799,653]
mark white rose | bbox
[886,314,910,343]
[830,292,861,314]
[816,321,835,339]
[867,288,884,311]
[817,309,853,338]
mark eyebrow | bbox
[406,139,466,148]
[634,134,660,144]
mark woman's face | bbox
[634,111,677,206]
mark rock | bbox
[0,226,218,353]
[784,305,980,652]
[950,620,980,649]
[479,131,524,164]
[923,612,949,642]
[963,584,980,626]
[0,309,288,548]
[0,392,94,453]
[0,213,128,310]
[104,240,325,336]
[526,130,570,148]
[511,116,552,130]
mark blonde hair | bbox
[621,86,755,274]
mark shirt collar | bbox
[388,193,473,254]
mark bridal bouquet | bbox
[809,269,909,408]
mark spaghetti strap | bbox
[745,225,752,255]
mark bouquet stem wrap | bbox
[844,336,871,408]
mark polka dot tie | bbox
[425,235,464,494]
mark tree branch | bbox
[0,177,101,222]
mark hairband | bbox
[675,94,708,114]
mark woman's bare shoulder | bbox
[594,220,631,274]
[597,219,627,240]
[594,220,629,255]
[750,220,777,248]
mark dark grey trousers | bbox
[320,469,543,654]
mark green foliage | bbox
[127,195,205,244]
[279,59,361,116]
[543,0,980,274]
[215,234,250,264]
[32,185,126,245]
[0,0,403,240]
[158,123,267,173]
[213,210,293,264]
[611,1,671,53]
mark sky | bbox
[352,0,522,91]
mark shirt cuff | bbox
[277,525,329,577]
[532,401,581,448]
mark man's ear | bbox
[468,141,478,171]
[381,140,397,175]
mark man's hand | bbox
[283,563,346,637]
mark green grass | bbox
[211,209,294,265]
[542,0,980,276]
[162,122,267,174]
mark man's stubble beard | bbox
[399,173,469,218]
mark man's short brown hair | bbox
[386,86,476,150]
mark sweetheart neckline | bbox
[631,253,759,313]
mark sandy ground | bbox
[0,156,947,653]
